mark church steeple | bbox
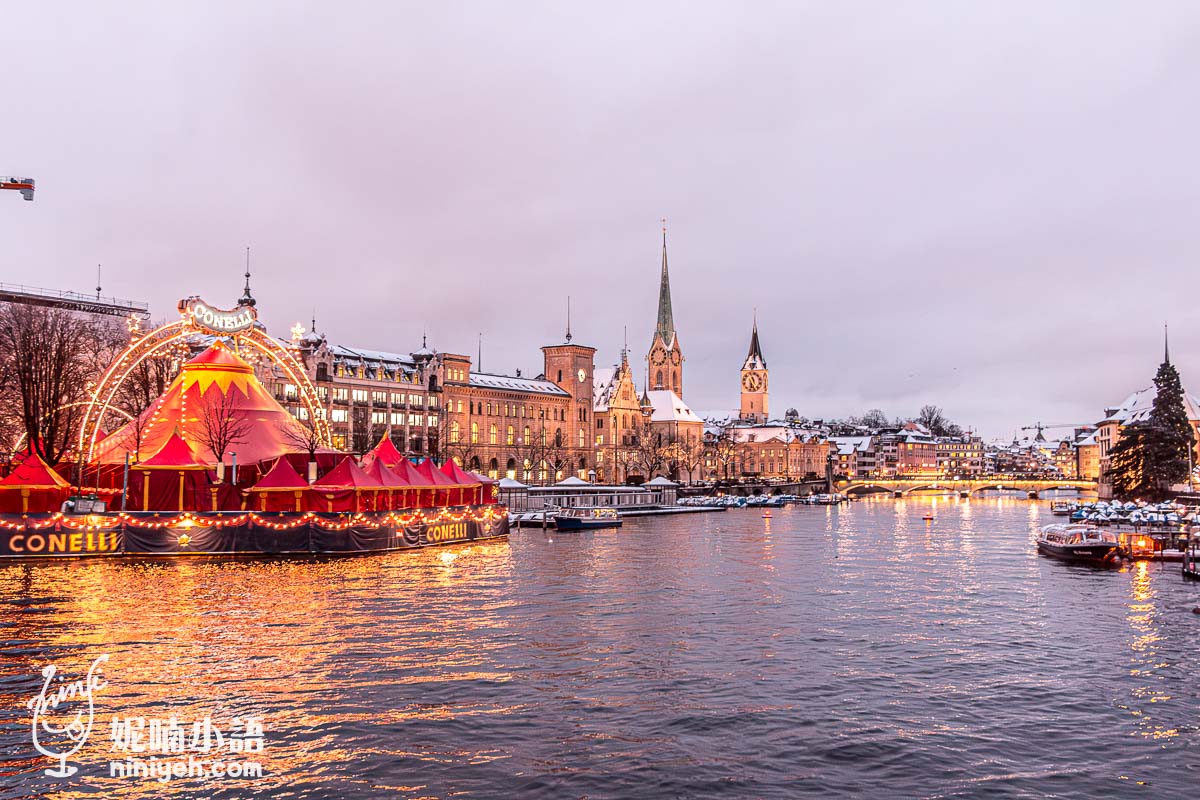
[646,219,685,398]
[740,313,768,423]
[656,220,675,345]
[744,310,766,370]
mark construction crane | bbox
[1,176,34,201]
[1021,422,1090,442]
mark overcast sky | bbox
[4,3,1198,439]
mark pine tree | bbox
[1109,422,1149,498]
[1108,352,1196,500]
[1143,358,1195,494]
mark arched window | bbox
[523,458,532,481]
[578,429,584,448]
[555,428,563,447]
[470,456,481,470]
[557,370,563,383]
[470,422,479,444]
[523,425,531,443]
[488,458,498,479]
[506,458,516,480]
[316,363,329,382]
[656,370,663,388]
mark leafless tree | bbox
[674,431,705,485]
[631,419,670,480]
[707,429,739,481]
[281,415,325,463]
[195,390,252,466]
[0,303,125,465]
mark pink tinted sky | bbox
[3,2,1199,438]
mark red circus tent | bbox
[247,457,310,512]
[130,432,210,512]
[0,451,72,513]
[441,459,484,505]
[387,459,438,509]
[310,457,385,512]
[93,341,340,469]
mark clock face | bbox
[742,373,762,392]
[650,349,666,366]
[669,350,681,366]
[577,368,586,383]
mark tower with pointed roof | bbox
[647,222,684,397]
[740,314,768,423]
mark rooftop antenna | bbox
[311,307,316,332]
[565,296,572,343]
[95,264,102,300]
[422,327,427,348]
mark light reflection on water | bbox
[0,497,1198,798]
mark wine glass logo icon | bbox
[25,654,109,778]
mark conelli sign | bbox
[178,297,258,334]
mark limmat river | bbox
[1,495,1198,798]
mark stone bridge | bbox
[838,478,1097,499]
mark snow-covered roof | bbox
[469,372,570,397]
[646,476,677,487]
[498,477,528,489]
[829,435,873,455]
[593,367,616,412]
[1103,386,1200,426]
[556,475,591,486]
[330,344,416,367]
[645,390,702,424]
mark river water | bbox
[0,496,1198,798]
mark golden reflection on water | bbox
[1124,559,1176,741]
[0,540,516,794]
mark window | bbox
[524,426,531,444]
[507,425,514,445]
[578,430,585,448]
[333,388,348,402]
[471,422,479,444]
[450,421,460,443]
[372,391,387,405]
[371,411,386,425]
[331,409,348,423]
[408,414,421,426]
[597,418,603,430]
[489,424,497,445]
[391,412,404,425]
[352,389,368,403]
[391,392,405,405]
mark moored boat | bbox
[554,506,622,530]
[1037,524,1123,567]
[1050,501,1073,516]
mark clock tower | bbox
[740,316,768,423]
[647,223,684,397]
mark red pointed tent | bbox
[360,436,407,470]
[363,458,411,510]
[441,459,483,505]
[93,341,340,468]
[130,432,210,512]
[247,458,310,512]
[0,451,71,513]
[414,458,468,506]
[310,457,385,512]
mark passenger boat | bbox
[1184,539,1200,580]
[553,507,622,530]
[1037,524,1123,567]
[1050,501,1073,516]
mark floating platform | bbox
[0,505,508,559]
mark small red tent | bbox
[247,458,310,512]
[414,458,468,507]
[310,457,385,512]
[441,459,484,505]
[360,436,407,471]
[388,459,438,509]
[130,432,210,512]
[363,458,414,511]
[0,452,72,513]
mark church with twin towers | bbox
[643,223,770,426]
